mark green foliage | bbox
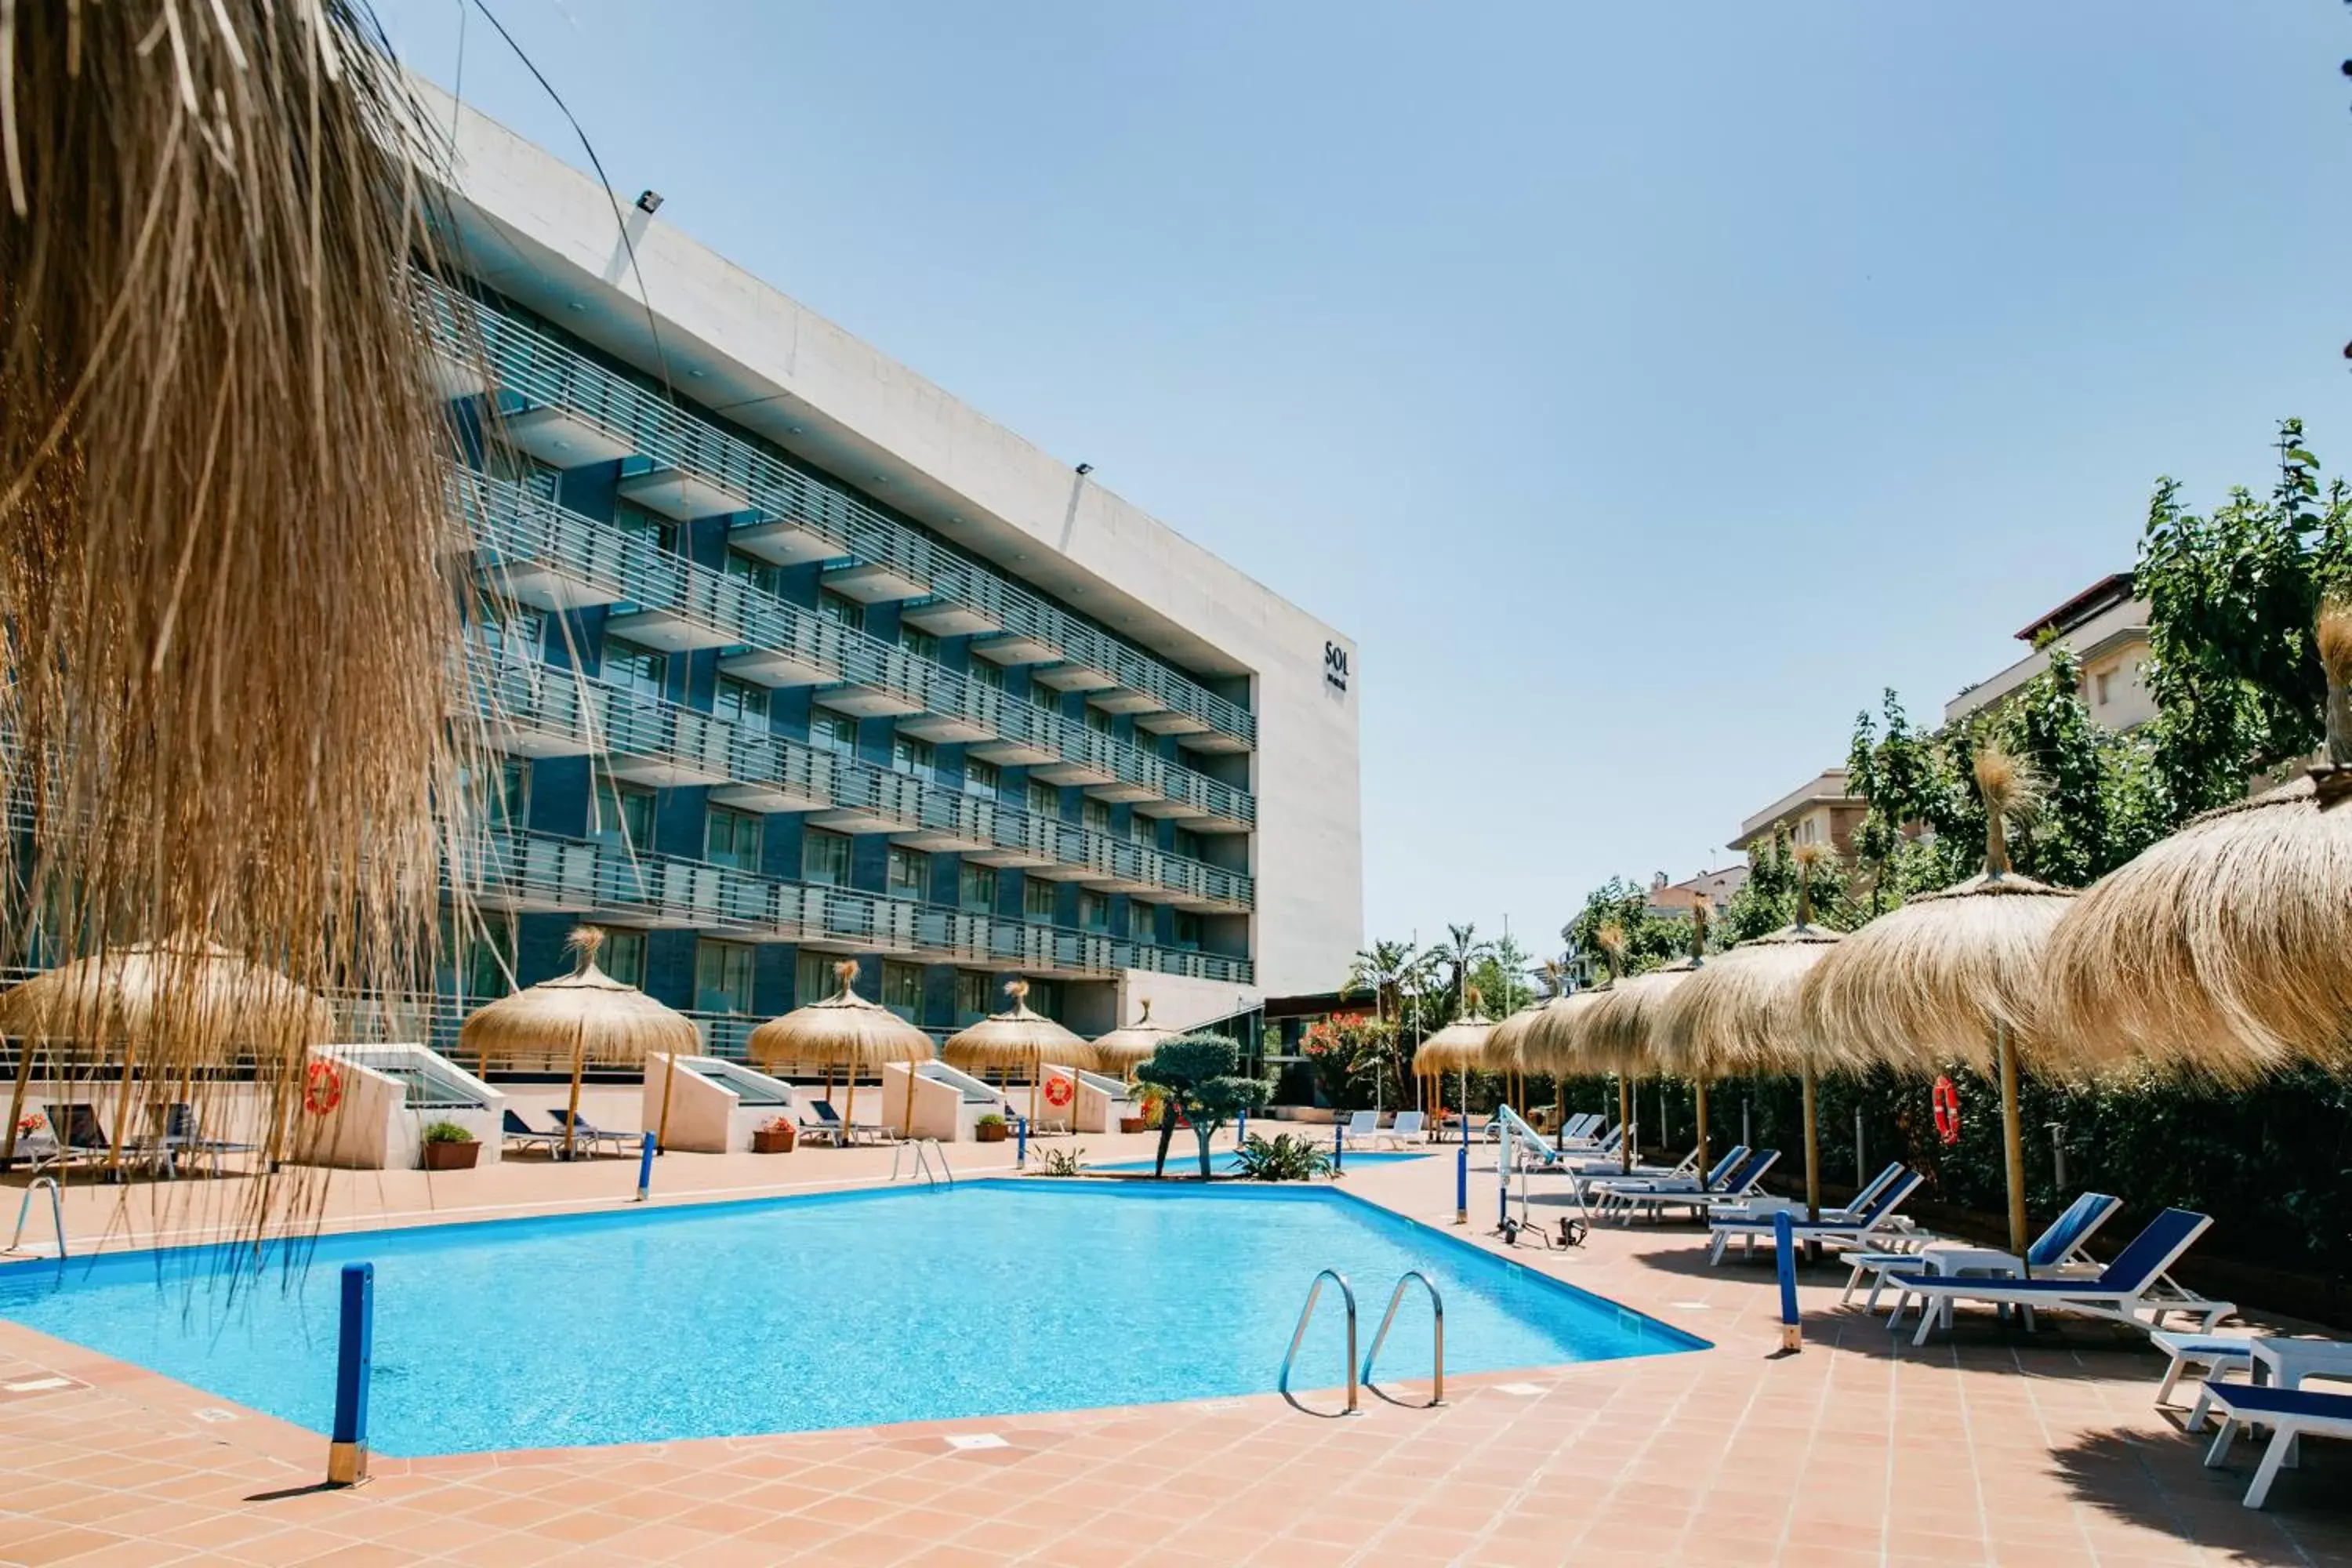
[1037,1147,1087,1177]
[1137,1033,1272,1178]
[975,1112,1007,1129]
[420,1120,474,1144]
[1718,835,1855,942]
[1232,1131,1334,1181]
[1565,878,1692,975]
[1299,1012,1395,1111]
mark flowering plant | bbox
[757,1115,794,1134]
[16,1111,44,1136]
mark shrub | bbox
[975,1112,1007,1129]
[1232,1132,1332,1181]
[1038,1147,1087,1177]
[420,1120,474,1145]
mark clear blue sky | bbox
[381,1,2352,963]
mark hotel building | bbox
[420,89,1362,1051]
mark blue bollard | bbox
[1454,1142,1469,1224]
[1331,1120,1344,1173]
[328,1262,372,1486]
[636,1131,658,1202]
[1773,1210,1801,1352]
[1016,1115,1028,1170]
[1236,1107,1246,1148]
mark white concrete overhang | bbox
[617,466,751,521]
[500,405,636,468]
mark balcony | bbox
[423,279,1258,751]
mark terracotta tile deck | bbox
[3,1136,2350,1566]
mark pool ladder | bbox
[1278,1269,1445,1417]
[4,1176,64,1263]
[890,1138,955,1185]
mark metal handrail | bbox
[889,1137,956,1185]
[1278,1269,1360,1417]
[5,1176,64,1262]
[1363,1270,1445,1408]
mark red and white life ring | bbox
[1932,1076,1962,1145]
[1044,1075,1074,1109]
[303,1058,344,1117]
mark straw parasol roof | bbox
[458,929,697,1071]
[1090,998,1178,1078]
[942,981,1097,1073]
[0,940,333,1060]
[1410,1010,1496,1077]
[1581,960,1700,1077]
[2038,605,2352,1081]
[747,960,935,1072]
[1798,746,2075,1253]
[1510,990,1608,1076]
[1652,922,1846,1077]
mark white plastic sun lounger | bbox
[1582,1145,1751,1210]
[1886,1207,2231,1345]
[2202,1384,2352,1508]
[1377,1111,1425,1148]
[1707,1168,1922,1264]
[1339,1110,1381,1147]
[1844,1190,2120,1312]
[1601,1149,1784,1225]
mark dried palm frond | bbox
[0,2,481,1238]
[2040,601,2352,1080]
[941,979,1095,1073]
[748,960,933,1073]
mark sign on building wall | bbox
[1323,641,1350,695]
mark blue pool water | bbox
[0,1181,1703,1455]
[1087,1149,1435,1174]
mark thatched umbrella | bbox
[2041,605,2352,1083]
[1510,989,1607,1141]
[1411,1000,1495,1131]
[747,960,935,1138]
[1588,902,1714,1178]
[1801,747,2075,1254]
[943,981,1096,1129]
[459,928,696,1159]
[1654,847,1847,1217]
[1091,998,1178,1081]
[0,940,334,1171]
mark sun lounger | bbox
[1339,1110,1381,1147]
[1695,1160,1906,1229]
[2201,1385,2352,1508]
[1583,1145,1751,1208]
[798,1101,848,1146]
[1707,1168,1924,1263]
[1604,1149,1784,1224]
[32,1104,172,1176]
[1845,1189,2120,1311]
[1377,1111,1425,1148]
[1886,1207,2231,1345]
[501,1109,564,1156]
[154,1104,256,1173]
[543,1109,634,1156]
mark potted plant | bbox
[419,1121,480,1171]
[975,1112,1008,1144]
[1118,1089,1149,1134]
[751,1115,797,1154]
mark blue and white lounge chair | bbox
[543,1109,633,1156]
[1604,1149,1784,1224]
[501,1109,563,1156]
[1583,1145,1751,1209]
[1707,1167,1924,1264]
[1887,1207,2231,1345]
[1845,1190,2121,1311]
[2201,1385,2352,1508]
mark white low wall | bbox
[641,1054,800,1152]
[292,1045,505,1171]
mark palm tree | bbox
[1345,938,1421,1028]
[1438,924,1494,1016]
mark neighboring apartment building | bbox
[1730,769,1866,861]
[1945,572,2153,730]
[422,88,1362,1047]
[1644,865,1750,919]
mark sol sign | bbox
[1323,641,1350,695]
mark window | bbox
[458,913,516,1000]
[1174,826,1203,861]
[963,757,1000,799]
[694,939,755,1014]
[1130,899,1160,943]
[1027,979,1061,1021]
[891,732,936,782]
[461,758,530,831]
[795,949,838,1006]
[2095,671,2112,706]
[809,706,858,759]
[591,779,655,849]
[887,845,930,900]
[474,600,542,664]
[802,827,851,887]
[601,634,668,701]
[1127,812,1157,848]
[953,970,991,1023]
[1078,890,1110,931]
[1028,679,1059,713]
[899,624,940,664]
[1084,706,1114,737]
[1174,910,1203,950]
[1023,877,1058,923]
[715,675,770,727]
[818,590,866,633]
[724,550,781,598]
[705,805,764,871]
[958,862,998,913]
[1027,779,1061,818]
[1081,797,1111,833]
[881,960,924,1021]
[601,928,648,989]
[971,658,1004,691]
[615,502,677,555]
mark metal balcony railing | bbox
[423,280,1257,750]
[457,467,1255,827]
[464,658,1254,912]
[454,827,1253,986]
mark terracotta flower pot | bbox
[1118,1116,1148,1134]
[975,1122,1008,1143]
[422,1140,479,1171]
[751,1127,796,1153]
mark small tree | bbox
[1136,1033,1271,1178]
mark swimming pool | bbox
[1087,1149,1435,1174]
[0,1181,1704,1455]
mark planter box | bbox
[975,1123,1008,1143]
[752,1126,797,1154]
[1118,1116,1149,1134]
[421,1140,480,1171]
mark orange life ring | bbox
[1044,1075,1074,1109]
[303,1058,343,1117]
[1932,1076,1961,1145]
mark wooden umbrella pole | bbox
[1617,1074,1632,1173]
[1800,1059,1820,1221]
[902,1058,916,1140]
[844,1071,857,1141]
[656,1051,681,1150]
[1693,1077,1711,1191]
[1029,1051,1040,1131]
[107,1037,138,1172]
[564,1022,586,1160]
[1997,1021,2027,1256]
